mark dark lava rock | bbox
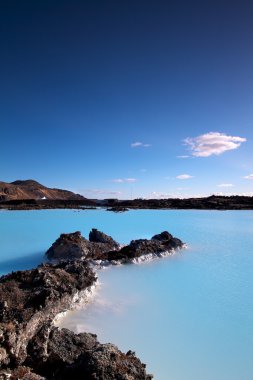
[0,260,96,367]
[115,239,165,259]
[89,228,119,249]
[46,229,183,263]
[29,327,152,380]
[152,231,173,242]
[45,231,90,260]
[106,207,129,212]
[0,366,46,379]
[152,231,184,249]
[0,229,184,378]
[46,230,120,261]
[0,260,152,379]
[103,231,184,261]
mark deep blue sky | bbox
[1,0,253,198]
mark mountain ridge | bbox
[0,179,85,201]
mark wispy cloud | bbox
[215,191,253,196]
[184,132,246,157]
[131,142,151,148]
[244,174,253,180]
[149,191,194,199]
[177,155,190,159]
[176,174,194,180]
[111,178,137,183]
[81,189,122,196]
[217,183,234,187]
[150,191,174,199]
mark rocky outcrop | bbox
[89,229,119,249]
[45,230,120,261]
[0,261,96,367]
[28,327,151,380]
[101,231,184,262]
[0,229,184,379]
[46,232,91,260]
[46,230,184,264]
[0,260,152,379]
[106,207,129,212]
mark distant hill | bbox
[0,180,85,201]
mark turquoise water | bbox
[1,209,253,380]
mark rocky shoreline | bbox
[0,229,184,379]
[1,194,253,211]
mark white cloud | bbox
[131,142,151,148]
[244,174,253,180]
[215,191,253,196]
[112,178,137,183]
[149,191,174,199]
[81,189,122,196]
[217,183,234,187]
[176,174,194,180]
[184,132,246,157]
[177,155,190,158]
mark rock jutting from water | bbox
[45,229,184,264]
[0,260,152,379]
[0,228,184,379]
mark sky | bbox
[1,0,253,199]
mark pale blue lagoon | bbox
[1,209,253,379]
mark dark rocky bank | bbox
[1,179,253,210]
[0,228,184,379]
[1,195,253,210]
[0,261,152,379]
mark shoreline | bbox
[0,229,184,379]
[1,194,253,211]
[0,260,153,379]
[89,244,187,268]
[53,281,99,326]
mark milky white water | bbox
[1,209,253,380]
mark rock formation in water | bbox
[0,260,152,379]
[45,229,184,263]
[114,231,184,260]
[46,230,120,261]
[0,228,184,379]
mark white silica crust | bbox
[53,281,99,325]
[89,245,187,268]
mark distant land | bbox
[1,179,253,210]
[0,179,85,201]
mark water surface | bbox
[1,209,253,380]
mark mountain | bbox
[0,180,85,201]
